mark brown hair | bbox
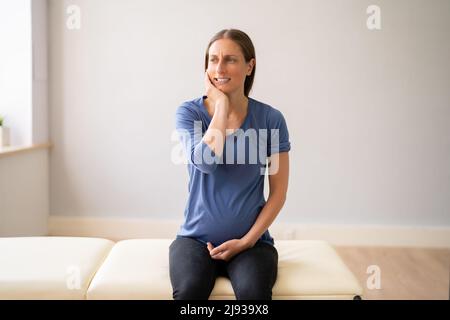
[204,29,256,97]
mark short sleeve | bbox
[175,103,220,174]
[267,108,291,157]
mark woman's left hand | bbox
[207,239,250,261]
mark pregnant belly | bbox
[199,206,262,247]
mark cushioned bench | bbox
[0,237,114,299]
[0,237,363,300]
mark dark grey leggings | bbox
[169,236,278,300]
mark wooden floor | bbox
[334,246,450,300]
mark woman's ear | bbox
[247,58,256,76]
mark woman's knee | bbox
[173,278,213,300]
[234,281,273,300]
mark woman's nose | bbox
[216,60,226,73]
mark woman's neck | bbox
[226,92,248,118]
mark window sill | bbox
[0,143,52,158]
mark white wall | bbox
[0,0,32,146]
[48,0,450,227]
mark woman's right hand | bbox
[201,71,229,158]
[204,71,229,108]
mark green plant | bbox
[0,115,3,126]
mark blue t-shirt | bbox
[175,96,291,247]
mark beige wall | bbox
[0,148,49,236]
[48,0,450,228]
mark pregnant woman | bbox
[170,29,291,300]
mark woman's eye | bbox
[209,58,235,63]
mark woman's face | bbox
[206,38,255,96]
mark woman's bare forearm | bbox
[241,193,286,248]
[202,99,229,157]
